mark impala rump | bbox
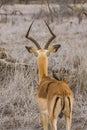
[37,76,73,119]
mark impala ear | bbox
[25,46,37,53]
[49,44,61,53]
[25,46,38,57]
[52,44,61,52]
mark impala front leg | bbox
[41,113,48,130]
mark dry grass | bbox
[0,4,87,130]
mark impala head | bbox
[25,21,61,82]
[25,44,61,59]
[25,21,61,58]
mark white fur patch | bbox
[42,110,48,115]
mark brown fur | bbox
[38,76,73,99]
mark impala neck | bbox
[37,54,48,83]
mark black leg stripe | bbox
[67,96,71,112]
[53,97,59,117]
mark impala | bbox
[25,21,74,130]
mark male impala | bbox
[25,21,74,130]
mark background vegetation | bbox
[0,1,87,130]
[0,0,87,5]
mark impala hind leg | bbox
[49,97,62,130]
[66,113,72,130]
[50,117,57,130]
[41,113,48,130]
[65,97,73,130]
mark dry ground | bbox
[0,4,87,130]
